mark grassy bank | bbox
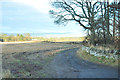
[76,48,118,67]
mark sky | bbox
[0,0,87,37]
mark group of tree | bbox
[49,0,120,49]
[0,33,31,42]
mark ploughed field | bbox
[2,42,118,78]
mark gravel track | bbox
[44,48,118,78]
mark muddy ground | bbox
[2,42,119,78]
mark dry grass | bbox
[2,48,71,78]
[85,44,117,50]
[2,69,13,78]
[44,48,69,56]
[32,37,85,42]
[2,42,75,54]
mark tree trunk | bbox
[113,5,116,40]
[107,0,110,40]
[118,8,120,50]
[101,2,106,44]
[91,29,96,46]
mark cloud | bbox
[3,0,51,14]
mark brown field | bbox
[2,42,79,78]
[2,42,79,54]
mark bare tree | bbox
[49,0,120,47]
[49,0,101,45]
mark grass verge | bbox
[76,48,118,67]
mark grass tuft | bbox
[2,69,13,78]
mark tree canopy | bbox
[49,0,120,48]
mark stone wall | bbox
[81,45,119,59]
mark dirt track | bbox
[44,48,118,78]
